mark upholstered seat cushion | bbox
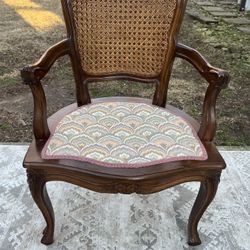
[42,102,207,168]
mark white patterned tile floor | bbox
[0,145,249,250]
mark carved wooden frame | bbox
[21,0,230,246]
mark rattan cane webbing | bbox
[71,0,177,76]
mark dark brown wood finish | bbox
[27,169,55,244]
[61,0,91,106]
[175,43,230,141]
[21,0,229,246]
[153,0,187,107]
[187,173,220,245]
[21,39,70,139]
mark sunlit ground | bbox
[3,0,63,31]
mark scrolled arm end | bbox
[205,68,230,89]
[21,38,70,85]
[21,65,45,85]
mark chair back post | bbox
[153,0,187,107]
[61,0,91,106]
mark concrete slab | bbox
[196,1,214,6]
[202,6,225,12]
[223,17,250,25]
[210,11,238,17]
[187,10,218,24]
[220,1,238,5]
[237,27,250,33]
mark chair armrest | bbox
[21,38,70,85]
[21,39,70,140]
[175,43,230,142]
[175,43,229,88]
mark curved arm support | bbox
[29,83,50,140]
[21,39,70,140]
[175,43,230,88]
[175,43,230,141]
[21,39,70,85]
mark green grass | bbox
[0,76,19,86]
[0,66,11,75]
[217,129,248,146]
[0,122,11,130]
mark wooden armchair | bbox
[21,0,229,246]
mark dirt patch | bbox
[0,1,249,145]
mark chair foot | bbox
[41,232,54,245]
[41,226,53,244]
[188,235,201,246]
[187,173,220,246]
[27,169,55,245]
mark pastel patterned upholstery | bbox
[42,102,207,168]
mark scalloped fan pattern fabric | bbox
[42,102,207,168]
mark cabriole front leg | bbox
[188,173,220,246]
[27,169,55,245]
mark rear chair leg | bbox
[188,173,220,246]
[27,169,55,245]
